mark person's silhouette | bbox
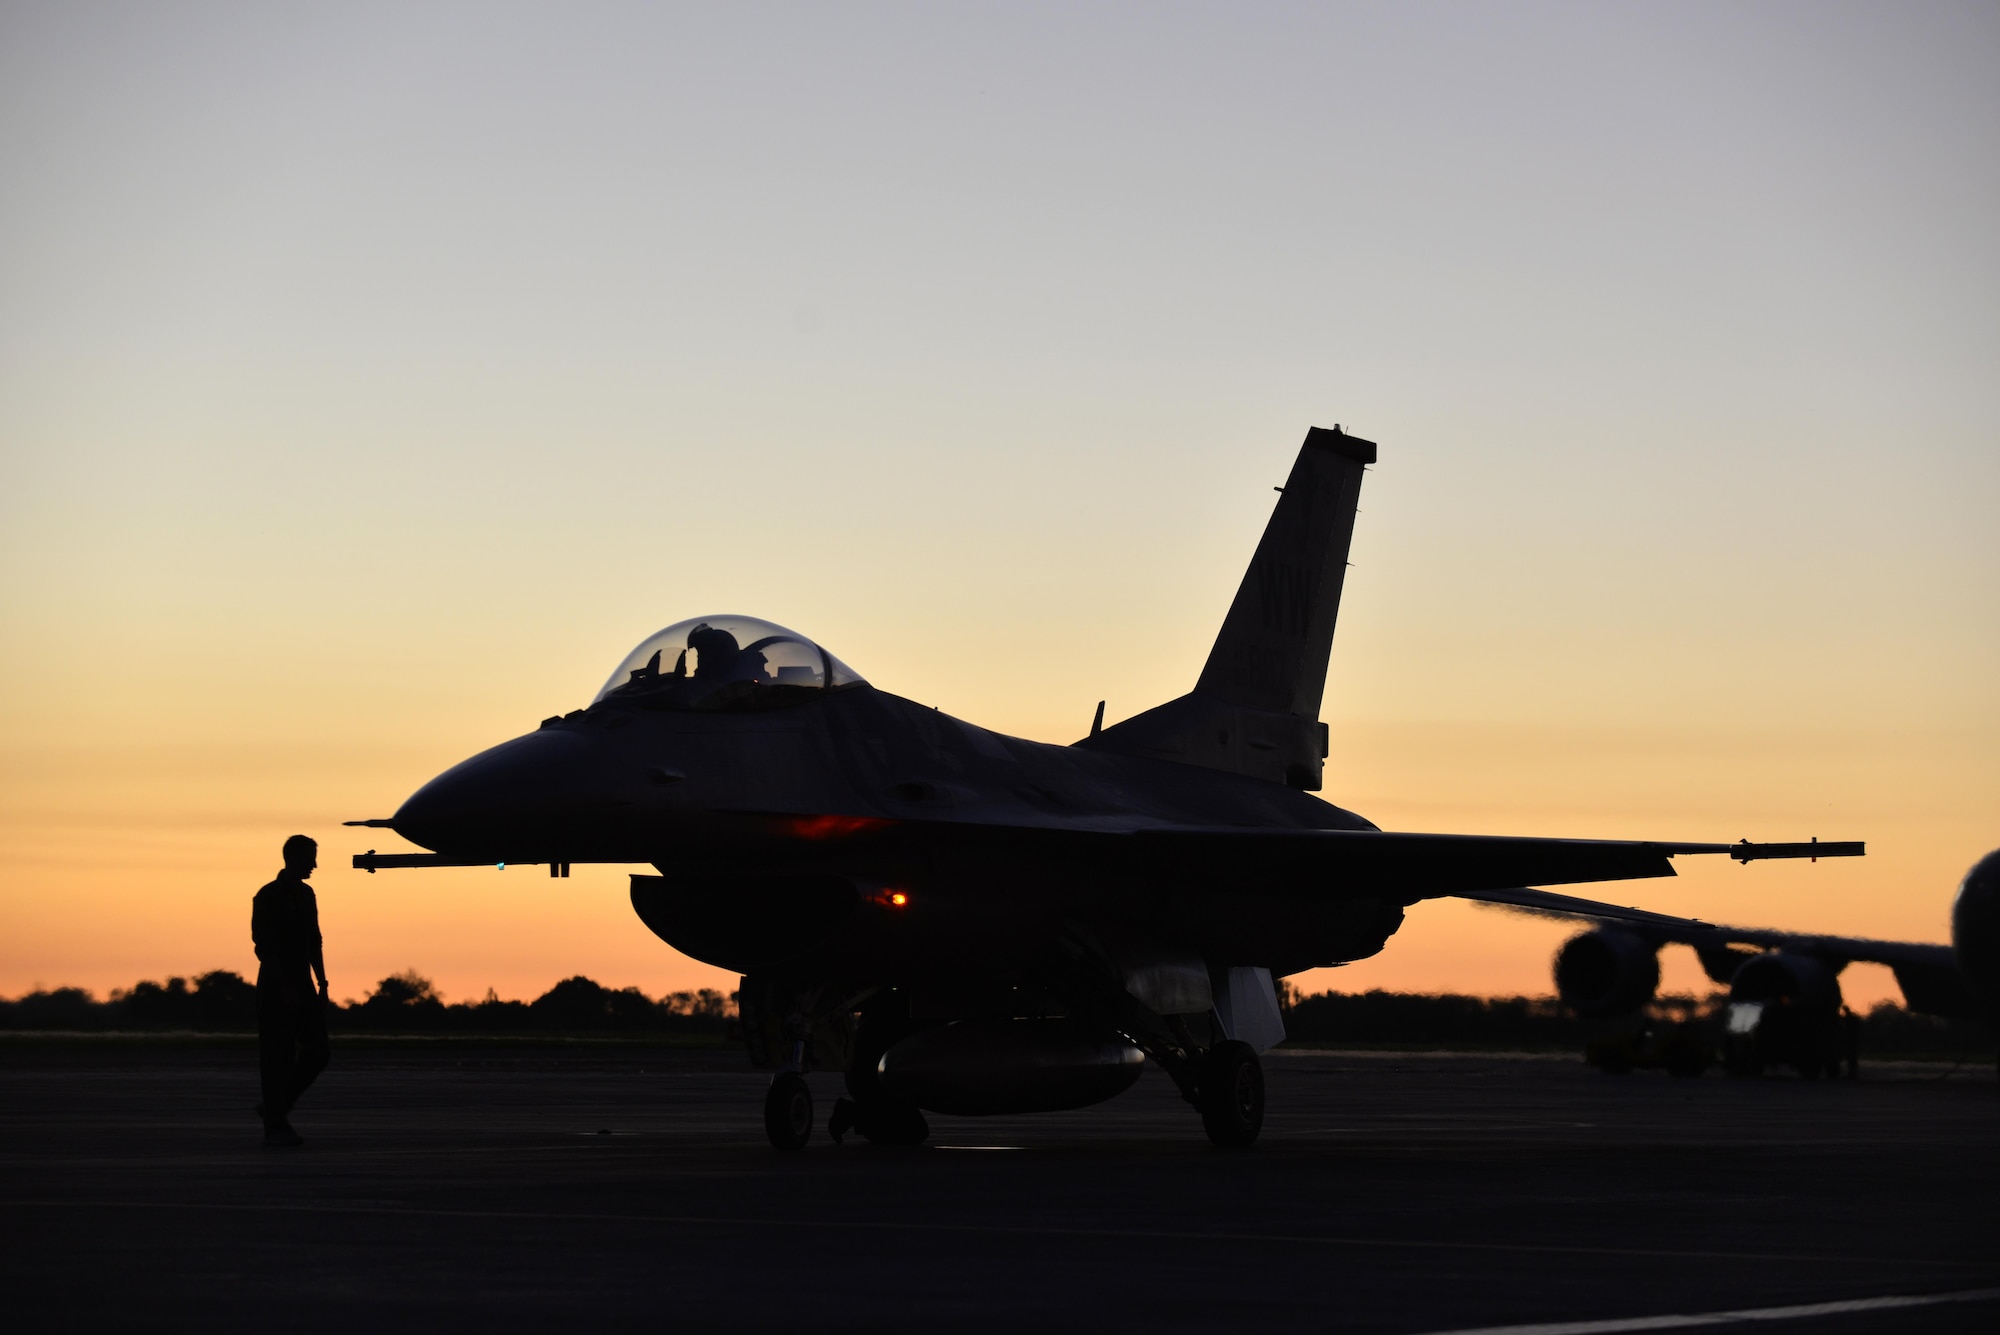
[686,623,742,679]
[252,834,330,1147]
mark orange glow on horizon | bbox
[2,717,1989,1010]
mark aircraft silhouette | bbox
[1528,849,1999,1078]
[350,426,1860,1147]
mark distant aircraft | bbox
[1523,850,1999,1078]
[349,426,1860,1148]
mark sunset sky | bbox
[3,2,1995,1011]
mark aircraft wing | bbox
[1130,828,1859,899]
[1462,884,1949,967]
[1455,885,1721,933]
[1158,830,1969,1017]
[1069,822,1970,1017]
[1459,881,1975,1019]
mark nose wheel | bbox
[764,1072,814,1150]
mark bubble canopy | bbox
[593,615,865,711]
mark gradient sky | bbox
[3,1,1995,1010]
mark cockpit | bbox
[593,615,866,712]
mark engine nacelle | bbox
[879,1018,1145,1116]
[1952,848,2000,1019]
[1728,951,1842,1017]
[1722,950,1848,1078]
[1554,929,1660,1018]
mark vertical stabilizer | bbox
[1076,426,1373,789]
[1197,426,1374,716]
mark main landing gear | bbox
[762,1044,1259,1148]
[1197,1041,1265,1147]
[744,970,1269,1149]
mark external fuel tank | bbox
[878,1019,1145,1116]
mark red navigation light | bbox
[889,892,908,907]
[783,814,893,840]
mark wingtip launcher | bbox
[1728,838,1864,863]
[351,850,573,877]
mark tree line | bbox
[1279,986,1990,1059]
[0,970,734,1036]
[0,973,1988,1057]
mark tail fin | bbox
[1076,426,1373,789]
[1197,425,1374,716]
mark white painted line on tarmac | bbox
[1415,1285,2000,1335]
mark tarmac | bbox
[2,1037,1995,1333]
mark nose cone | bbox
[393,728,632,859]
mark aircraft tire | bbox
[764,1072,813,1151]
[1199,1041,1264,1148]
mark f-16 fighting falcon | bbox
[348,426,1862,1148]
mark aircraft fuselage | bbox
[391,683,1401,982]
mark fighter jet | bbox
[349,426,1860,1148]
[1526,850,1999,1078]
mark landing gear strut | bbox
[764,1072,813,1151]
[1198,1040,1265,1147]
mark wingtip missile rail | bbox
[353,849,572,877]
[1727,838,1864,864]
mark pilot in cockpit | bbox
[686,622,769,684]
[599,615,857,709]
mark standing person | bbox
[252,834,330,1147]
